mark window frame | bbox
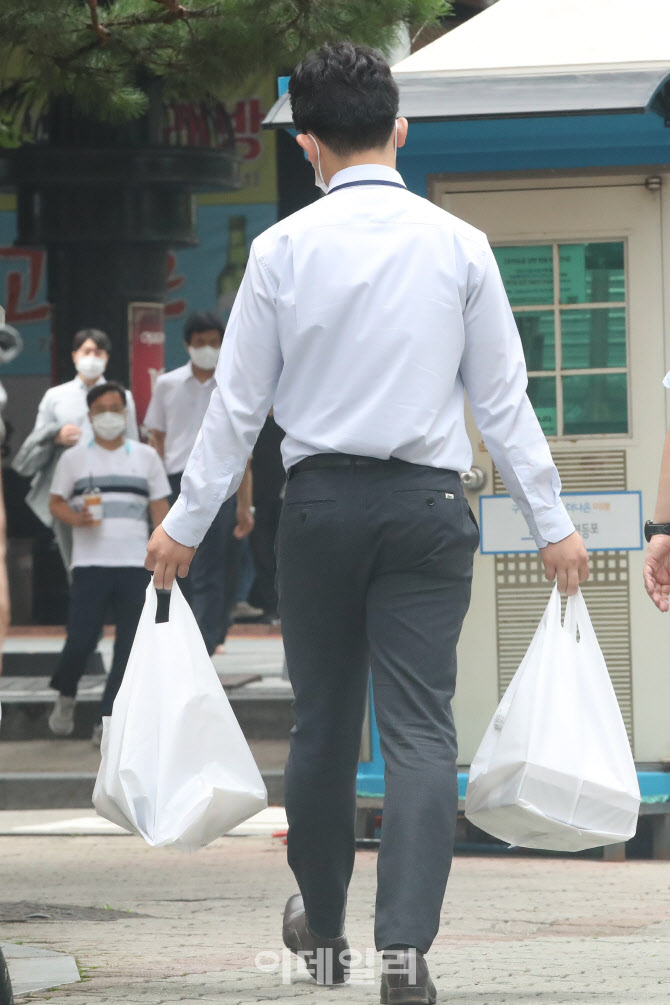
[493,239,630,439]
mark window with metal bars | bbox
[492,241,628,437]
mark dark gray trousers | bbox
[168,473,239,654]
[276,459,479,955]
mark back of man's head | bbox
[289,42,399,155]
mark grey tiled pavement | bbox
[1,941,79,997]
[1,831,669,1004]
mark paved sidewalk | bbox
[1,830,669,1004]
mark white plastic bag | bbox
[464,586,640,851]
[93,581,267,850]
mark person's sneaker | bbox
[231,600,264,621]
[48,695,75,737]
[91,722,104,748]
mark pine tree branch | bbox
[87,0,112,44]
[0,0,450,134]
[151,0,187,21]
[101,4,222,32]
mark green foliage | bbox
[0,0,449,138]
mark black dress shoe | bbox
[380,948,436,1005]
[282,893,350,985]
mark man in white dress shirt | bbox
[146,42,589,1001]
[145,311,254,654]
[14,328,139,571]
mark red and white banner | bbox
[128,302,165,429]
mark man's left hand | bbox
[234,507,255,540]
[145,524,196,589]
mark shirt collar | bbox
[188,361,216,385]
[326,164,406,194]
[75,374,106,391]
[88,437,131,454]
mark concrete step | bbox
[0,678,293,741]
[0,768,285,811]
[0,738,288,810]
[0,634,291,739]
[1,651,104,676]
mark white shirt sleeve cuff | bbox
[532,500,576,549]
[161,496,204,549]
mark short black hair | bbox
[72,328,111,353]
[289,42,399,155]
[86,381,127,409]
[184,311,225,344]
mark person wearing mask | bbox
[13,328,139,571]
[145,311,254,655]
[47,381,169,745]
[146,43,589,1000]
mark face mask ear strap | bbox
[308,133,327,191]
[394,120,398,157]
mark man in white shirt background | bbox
[145,312,254,655]
[13,328,139,574]
[48,381,169,745]
[146,42,590,1002]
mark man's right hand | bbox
[145,524,196,589]
[643,533,670,612]
[539,531,590,595]
[56,423,82,447]
[73,508,96,528]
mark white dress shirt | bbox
[163,163,574,550]
[34,375,140,441]
[144,362,216,475]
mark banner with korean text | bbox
[479,492,643,554]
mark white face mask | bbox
[91,411,126,441]
[76,355,106,381]
[188,345,220,370]
[308,134,329,194]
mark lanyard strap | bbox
[327,179,407,195]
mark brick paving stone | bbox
[0,833,668,1003]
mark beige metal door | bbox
[432,175,670,764]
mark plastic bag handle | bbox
[562,587,577,640]
[563,588,596,646]
[155,587,171,624]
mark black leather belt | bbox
[287,453,446,479]
[288,453,402,478]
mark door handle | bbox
[460,466,487,492]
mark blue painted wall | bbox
[397,111,670,195]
